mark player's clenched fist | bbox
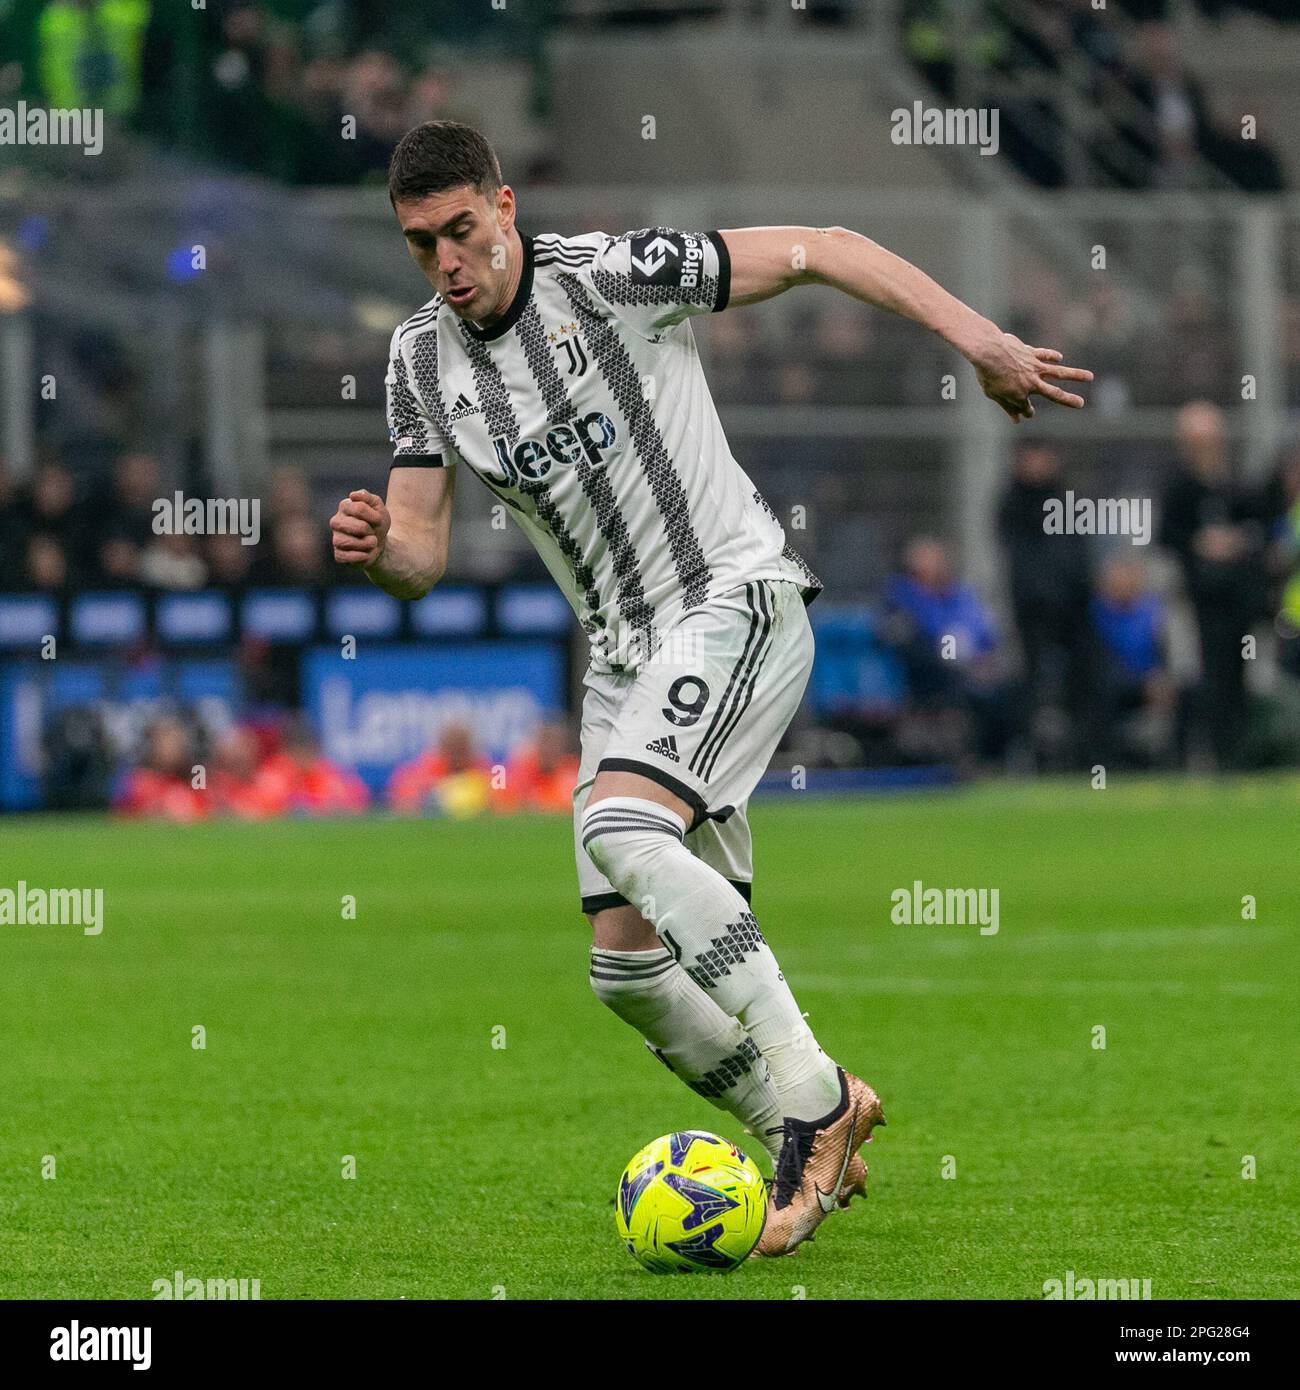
[330,489,391,567]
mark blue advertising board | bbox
[302,641,567,796]
[0,658,243,810]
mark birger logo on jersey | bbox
[491,410,618,486]
[629,232,704,290]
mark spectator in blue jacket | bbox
[883,537,1010,766]
[1089,552,1176,766]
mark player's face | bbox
[395,185,517,325]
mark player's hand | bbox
[330,489,391,568]
[972,332,1093,423]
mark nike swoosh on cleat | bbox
[814,1101,859,1215]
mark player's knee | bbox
[580,795,686,890]
[588,952,646,1010]
[587,958,619,1009]
[588,903,660,951]
[588,944,676,1016]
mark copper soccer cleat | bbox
[752,1069,886,1257]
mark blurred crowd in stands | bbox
[701,265,1256,412]
[8,393,1299,817]
[0,0,551,184]
[0,456,338,590]
[873,403,1300,776]
[21,256,1300,515]
[1,2,1292,191]
[108,715,579,820]
[903,1,1288,191]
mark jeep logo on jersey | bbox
[630,231,704,290]
[490,410,618,486]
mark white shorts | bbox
[572,578,815,914]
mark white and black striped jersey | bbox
[384,227,822,673]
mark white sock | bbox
[582,796,843,1123]
[590,945,784,1162]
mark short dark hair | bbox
[388,121,502,207]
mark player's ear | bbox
[494,184,516,232]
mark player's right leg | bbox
[577,664,787,1164]
[580,581,886,1254]
[586,901,786,1162]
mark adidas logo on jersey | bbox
[448,392,481,422]
[645,734,680,762]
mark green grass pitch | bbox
[1,779,1297,1300]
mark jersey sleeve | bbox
[579,228,731,338]
[384,326,456,467]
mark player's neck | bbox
[471,230,525,333]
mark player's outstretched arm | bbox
[330,467,456,599]
[716,226,1093,423]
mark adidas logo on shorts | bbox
[644,734,680,762]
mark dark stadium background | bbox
[2,0,1298,815]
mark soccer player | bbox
[330,121,1092,1256]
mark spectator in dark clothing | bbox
[72,451,164,584]
[24,533,70,589]
[96,451,161,548]
[42,705,113,811]
[1099,22,1216,189]
[206,531,256,588]
[263,512,330,585]
[19,459,83,547]
[93,530,143,588]
[997,442,1094,767]
[16,460,87,587]
[1159,401,1271,768]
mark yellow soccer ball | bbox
[615,1130,767,1273]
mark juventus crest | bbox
[549,321,589,377]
